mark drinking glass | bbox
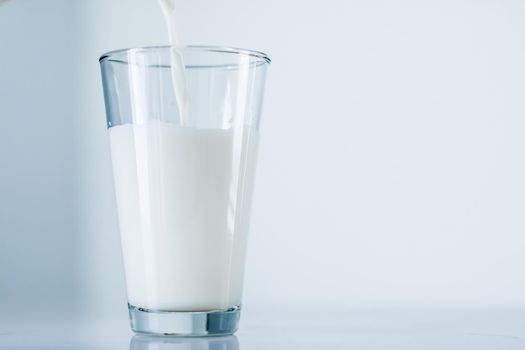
[99,46,270,336]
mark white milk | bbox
[158,0,181,45]
[158,0,188,124]
[109,121,259,311]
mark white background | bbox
[2,0,525,322]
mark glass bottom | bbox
[128,304,241,336]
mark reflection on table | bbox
[130,335,239,350]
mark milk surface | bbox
[109,121,258,311]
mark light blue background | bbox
[1,0,525,323]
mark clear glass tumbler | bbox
[99,46,270,336]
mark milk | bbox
[109,121,259,311]
[158,0,181,45]
[158,0,188,124]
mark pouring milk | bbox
[108,1,260,311]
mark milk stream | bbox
[109,121,259,311]
[158,0,188,125]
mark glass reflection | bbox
[130,335,239,350]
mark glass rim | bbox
[99,45,272,66]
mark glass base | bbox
[128,304,241,336]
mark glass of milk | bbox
[99,46,270,336]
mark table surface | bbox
[2,307,525,349]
